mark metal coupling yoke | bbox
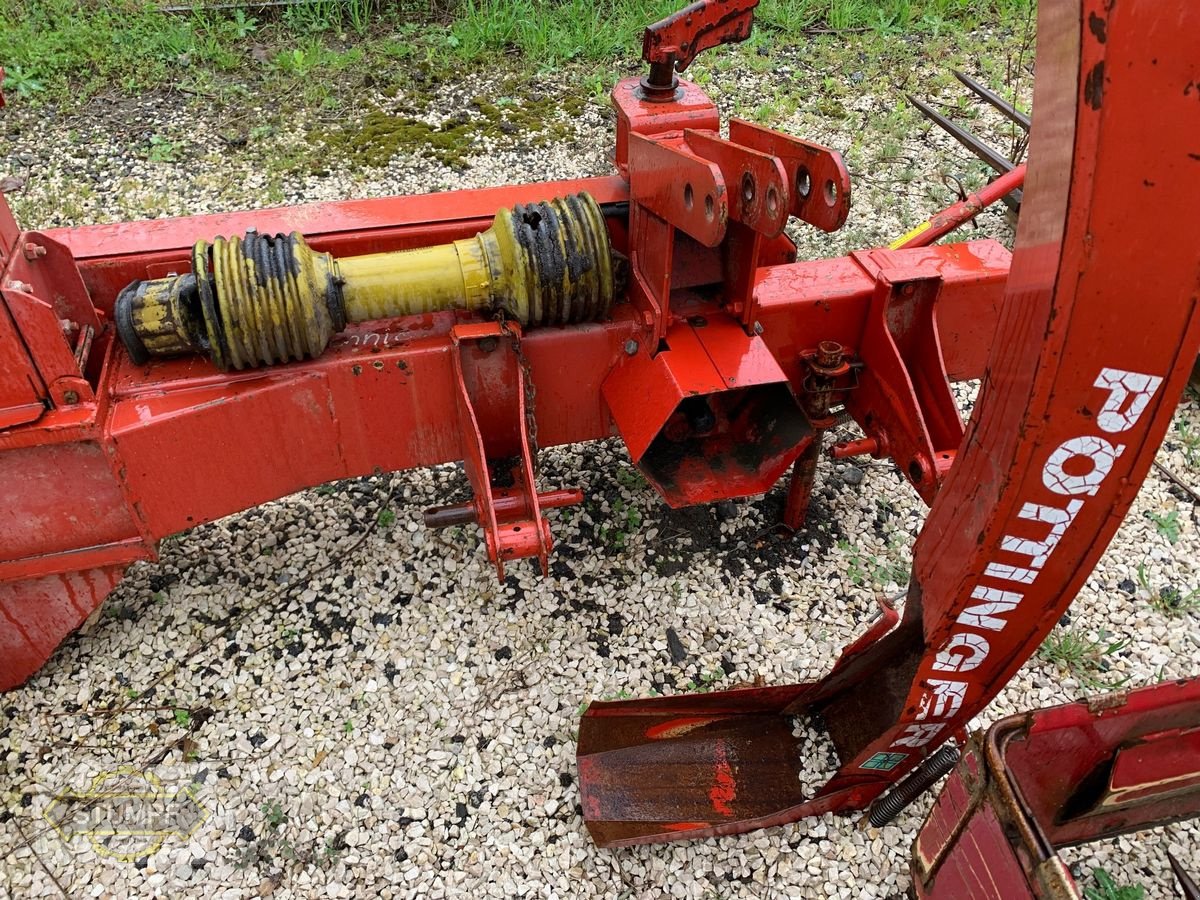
[116,192,616,370]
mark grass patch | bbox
[2,0,1036,105]
[1038,626,1129,691]
[1145,508,1182,544]
[1084,868,1144,900]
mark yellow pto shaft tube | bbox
[116,192,615,371]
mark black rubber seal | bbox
[114,281,150,365]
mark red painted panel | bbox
[111,370,352,536]
[0,441,139,559]
[0,566,124,690]
[914,803,1035,899]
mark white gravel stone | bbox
[1,22,1197,900]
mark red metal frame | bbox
[0,170,1008,691]
[1,0,1197,862]
[914,677,1200,899]
[575,0,1200,845]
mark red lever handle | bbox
[642,0,759,74]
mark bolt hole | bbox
[824,179,838,207]
[796,166,812,199]
[704,194,715,222]
[741,172,756,207]
[684,182,694,211]
[766,186,779,216]
[513,526,522,532]
[908,460,924,483]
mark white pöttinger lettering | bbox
[999,499,1084,568]
[1043,436,1124,496]
[932,633,990,673]
[894,723,946,748]
[956,586,1024,631]
[874,367,1165,767]
[1095,367,1163,434]
[916,679,968,720]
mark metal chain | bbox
[497,313,540,477]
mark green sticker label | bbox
[861,751,908,771]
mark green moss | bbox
[315,88,587,172]
[816,99,848,119]
[317,111,474,170]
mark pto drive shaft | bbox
[116,192,615,370]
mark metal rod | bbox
[1169,851,1200,900]
[423,489,583,529]
[907,94,1018,177]
[890,164,1027,250]
[953,70,1031,131]
[783,437,823,531]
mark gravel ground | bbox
[1,26,1198,900]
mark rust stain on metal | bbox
[709,740,736,816]
[1085,61,1106,109]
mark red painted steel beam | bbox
[0,221,1007,691]
[1,242,1006,552]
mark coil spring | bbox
[867,745,960,827]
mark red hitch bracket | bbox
[442,321,579,578]
[837,259,965,502]
[641,0,759,93]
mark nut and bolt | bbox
[623,339,639,356]
[22,242,47,261]
[753,321,764,335]
[62,390,79,405]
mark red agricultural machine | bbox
[2,0,1198,895]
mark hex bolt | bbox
[22,242,47,261]
[62,390,79,405]
[624,339,639,356]
[753,321,764,335]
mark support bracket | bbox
[839,260,964,504]
[444,321,579,578]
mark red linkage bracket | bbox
[642,0,759,76]
[729,119,851,234]
[837,260,964,504]
[445,322,579,578]
[684,129,790,237]
[627,133,729,248]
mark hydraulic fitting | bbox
[116,192,615,370]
